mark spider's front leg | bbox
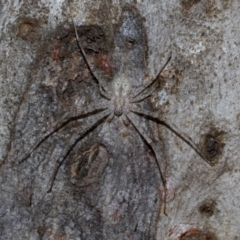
[131,55,171,102]
[47,108,111,193]
[70,13,112,100]
[130,80,159,103]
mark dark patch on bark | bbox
[180,0,202,12]
[199,199,217,217]
[202,128,225,165]
[15,17,40,42]
[180,0,233,19]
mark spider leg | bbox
[19,103,108,164]
[130,80,158,103]
[47,109,111,193]
[122,114,130,126]
[130,106,213,166]
[99,85,112,100]
[69,11,112,99]
[126,112,168,215]
[132,55,171,99]
[107,112,114,122]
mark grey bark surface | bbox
[0,0,239,239]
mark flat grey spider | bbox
[18,5,213,214]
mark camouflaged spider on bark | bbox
[14,4,213,214]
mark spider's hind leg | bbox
[127,112,168,215]
[19,103,108,164]
[130,106,212,166]
[122,114,130,126]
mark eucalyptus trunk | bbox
[0,1,239,239]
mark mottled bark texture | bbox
[1,0,240,240]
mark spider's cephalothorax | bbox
[108,74,132,125]
[113,75,131,113]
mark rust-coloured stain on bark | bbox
[180,0,201,12]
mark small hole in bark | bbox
[126,37,136,48]
[199,200,216,217]
[202,128,225,165]
[205,135,219,158]
[37,226,47,236]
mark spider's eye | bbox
[126,37,135,49]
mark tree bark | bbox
[0,0,239,239]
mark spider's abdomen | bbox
[114,108,123,116]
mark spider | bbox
[18,4,213,214]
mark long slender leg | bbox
[47,109,111,193]
[106,112,114,123]
[126,112,168,215]
[130,80,158,103]
[132,55,171,99]
[130,106,213,166]
[69,8,112,99]
[99,84,112,100]
[19,103,108,163]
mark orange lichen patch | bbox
[179,228,200,239]
[51,49,60,61]
[97,52,113,77]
